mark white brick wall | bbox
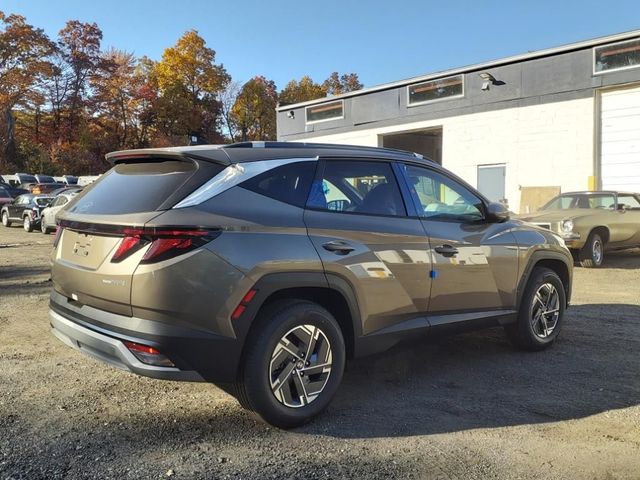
[297,97,595,213]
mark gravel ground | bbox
[1,225,639,479]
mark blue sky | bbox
[3,0,640,90]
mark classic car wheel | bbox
[580,232,604,268]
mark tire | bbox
[1,211,11,227]
[579,232,604,268]
[235,299,345,428]
[505,267,566,351]
[23,216,33,232]
[41,218,51,234]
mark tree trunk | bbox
[4,108,17,167]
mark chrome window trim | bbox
[173,157,319,209]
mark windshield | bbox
[541,193,616,211]
[37,175,55,183]
[0,187,10,197]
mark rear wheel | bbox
[579,232,604,268]
[41,218,51,234]
[23,216,33,232]
[505,267,566,351]
[236,300,345,428]
[1,211,10,227]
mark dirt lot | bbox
[1,226,639,480]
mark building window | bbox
[408,75,464,106]
[594,38,640,74]
[305,100,344,124]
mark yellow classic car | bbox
[518,191,640,267]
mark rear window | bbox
[35,197,52,207]
[17,174,36,184]
[68,161,196,215]
[37,175,55,183]
[240,162,316,207]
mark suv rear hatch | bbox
[52,154,225,316]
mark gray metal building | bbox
[276,30,640,213]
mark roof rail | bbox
[222,141,432,161]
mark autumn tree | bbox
[153,30,229,144]
[231,76,277,141]
[57,20,103,138]
[0,11,54,168]
[278,76,326,105]
[91,49,144,151]
[322,72,363,95]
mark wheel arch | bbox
[587,226,610,245]
[517,251,572,309]
[234,272,361,375]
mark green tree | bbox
[231,76,278,141]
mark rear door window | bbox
[239,161,316,208]
[618,195,640,209]
[68,161,197,215]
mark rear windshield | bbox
[35,197,53,207]
[37,175,55,183]
[68,161,196,215]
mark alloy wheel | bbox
[269,324,333,408]
[530,283,560,338]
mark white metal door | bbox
[600,86,640,191]
[477,164,506,204]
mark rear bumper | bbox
[49,290,243,383]
[50,310,204,381]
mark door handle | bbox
[434,244,459,257]
[322,241,355,255]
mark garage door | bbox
[600,86,640,191]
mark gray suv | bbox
[50,142,572,428]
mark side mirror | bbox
[486,202,510,222]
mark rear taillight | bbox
[53,227,63,248]
[111,227,219,264]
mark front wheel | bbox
[579,232,604,268]
[505,267,566,351]
[236,300,345,428]
[23,216,34,232]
